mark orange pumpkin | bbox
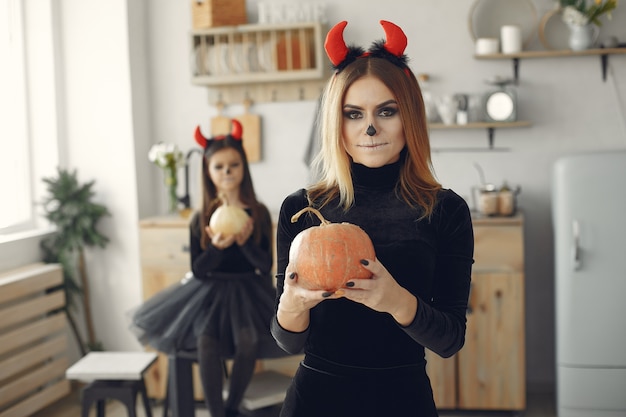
[288,207,375,291]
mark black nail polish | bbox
[345,281,355,287]
[360,259,369,266]
[322,291,333,298]
[289,272,296,279]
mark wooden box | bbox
[191,0,247,29]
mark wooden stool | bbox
[66,351,158,417]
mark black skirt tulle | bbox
[130,271,288,358]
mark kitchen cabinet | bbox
[138,215,303,400]
[138,215,203,400]
[190,21,327,103]
[426,214,525,411]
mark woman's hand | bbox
[235,217,254,246]
[328,258,418,326]
[205,226,235,250]
[276,265,330,332]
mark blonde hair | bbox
[308,57,441,218]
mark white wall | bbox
[9,0,625,393]
[55,0,144,352]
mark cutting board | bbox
[238,99,262,162]
[210,100,262,162]
[210,101,232,136]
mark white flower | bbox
[562,5,589,26]
[148,143,160,163]
[148,142,184,170]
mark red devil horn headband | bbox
[324,21,350,67]
[194,119,243,149]
[379,20,408,57]
[324,20,409,73]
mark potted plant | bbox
[40,168,110,355]
[148,142,185,213]
[560,0,618,50]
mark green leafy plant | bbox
[560,0,618,26]
[40,168,110,354]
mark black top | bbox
[189,207,273,280]
[271,160,474,367]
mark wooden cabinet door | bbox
[139,220,206,400]
[457,272,526,410]
[425,349,457,409]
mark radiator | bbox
[0,263,71,417]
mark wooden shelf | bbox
[429,121,531,130]
[474,47,626,59]
[190,21,327,103]
[429,121,532,150]
[474,47,626,82]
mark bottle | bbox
[417,73,438,123]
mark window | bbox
[0,0,34,234]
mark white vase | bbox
[568,24,599,51]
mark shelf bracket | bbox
[600,53,609,82]
[511,58,520,84]
[487,127,495,149]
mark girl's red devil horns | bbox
[324,20,408,68]
[194,119,243,148]
[194,126,207,148]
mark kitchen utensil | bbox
[237,98,262,162]
[435,95,458,125]
[210,101,232,136]
[497,183,521,216]
[473,184,499,216]
[475,38,499,55]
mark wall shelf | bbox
[474,47,626,82]
[191,21,328,103]
[429,121,532,150]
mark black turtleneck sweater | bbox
[271,161,474,368]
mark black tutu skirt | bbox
[130,271,288,359]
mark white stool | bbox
[66,351,158,417]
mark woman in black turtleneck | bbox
[270,20,474,417]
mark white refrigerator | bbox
[552,150,626,417]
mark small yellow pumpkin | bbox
[288,206,375,291]
[209,195,249,236]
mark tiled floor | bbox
[33,386,557,417]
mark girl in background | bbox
[132,120,284,417]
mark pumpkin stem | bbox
[291,206,330,225]
[218,193,230,206]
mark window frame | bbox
[0,0,60,241]
[0,0,35,235]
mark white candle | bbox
[501,25,522,54]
